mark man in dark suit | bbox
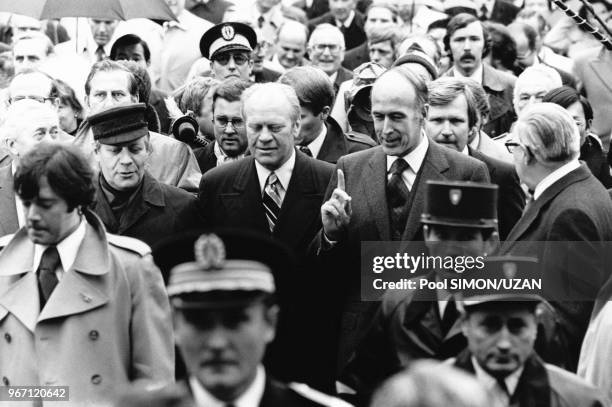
[425,76,524,239]
[194,78,251,174]
[279,66,376,164]
[198,83,334,389]
[308,0,367,50]
[90,104,200,248]
[308,24,354,96]
[318,65,490,371]
[443,14,516,138]
[501,102,612,371]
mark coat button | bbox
[80,293,92,303]
[2,377,9,385]
[91,374,102,385]
[89,330,99,341]
[4,333,10,343]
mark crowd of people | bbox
[0,0,611,405]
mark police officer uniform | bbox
[89,104,201,248]
[340,181,499,399]
[117,230,352,407]
[453,258,607,407]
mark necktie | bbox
[299,145,313,157]
[479,4,489,20]
[258,15,265,29]
[263,172,283,233]
[37,246,60,308]
[95,45,106,62]
[523,189,534,214]
[387,158,410,240]
[441,296,458,335]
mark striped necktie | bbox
[263,172,283,233]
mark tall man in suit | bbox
[0,100,64,237]
[308,0,367,51]
[308,24,354,96]
[425,76,524,239]
[198,82,334,388]
[194,78,251,174]
[318,65,490,371]
[443,13,516,138]
[501,102,612,371]
[279,66,375,164]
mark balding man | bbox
[0,100,63,236]
[308,24,354,95]
[271,19,309,72]
[512,65,562,116]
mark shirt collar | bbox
[469,131,481,150]
[255,149,296,193]
[454,64,483,85]
[214,141,244,166]
[472,356,523,399]
[533,160,580,200]
[190,366,266,407]
[32,218,86,276]
[306,124,327,159]
[386,130,429,174]
[336,10,355,28]
[329,71,338,83]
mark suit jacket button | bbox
[91,374,102,385]
[81,293,92,303]
[89,330,99,341]
[4,333,10,343]
[2,377,9,385]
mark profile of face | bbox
[212,51,253,82]
[512,32,536,70]
[369,40,395,68]
[426,94,472,152]
[57,101,79,133]
[251,42,269,73]
[114,43,149,70]
[96,137,150,191]
[88,19,118,47]
[86,70,137,115]
[244,89,300,170]
[277,32,307,70]
[365,7,395,33]
[371,71,425,156]
[165,0,186,16]
[449,21,485,76]
[175,301,278,401]
[213,98,248,157]
[7,109,60,159]
[329,0,357,22]
[565,101,588,146]
[462,304,537,379]
[23,176,81,246]
[9,73,54,105]
[297,106,327,146]
[309,29,345,76]
[13,39,47,74]
[513,77,554,115]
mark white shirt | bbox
[533,160,581,200]
[336,10,355,28]
[386,132,429,191]
[32,219,86,281]
[11,162,25,228]
[255,149,296,200]
[454,64,484,85]
[190,365,266,407]
[214,141,245,167]
[306,125,327,159]
[472,356,523,405]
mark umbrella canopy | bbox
[0,0,177,21]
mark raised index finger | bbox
[337,169,346,192]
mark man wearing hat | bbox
[279,66,376,164]
[117,230,351,407]
[200,22,258,82]
[455,257,605,407]
[340,180,499,399]
[90,103,200,248]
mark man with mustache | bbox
[443,13,516,139]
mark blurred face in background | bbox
[276,29,307,70]
[88,19,118,47]
[365,6,396,33]
[369,40,395,68]
[309,28,345,76]
[114,43,149,70]
[13,38,47,73]
[330,0,357,22]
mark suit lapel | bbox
[365,148,391,240]
[0,165,19,235]
[119,173,164,232]
[318,121,347,163]
[0,272,40,332]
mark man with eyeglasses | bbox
[6,70,58,108]
[502,102,612,371]
[194,78,251,174]
[200,22,257,83]
[251,32,283,84]
[308,24,353,96]
[512,65,562,117]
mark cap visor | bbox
[211,45,252,60]
[97,128,148,145]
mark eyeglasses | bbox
[9,95,56,104]
[311,44,343,54]
[505,139,533,156]
[214,116,244,129]
[213,53,250,66]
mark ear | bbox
[84,94,90,109]
[319,106,331,121]
[264,304,280,343]
[460,313,471,337]
[422,104,429,120]
[483,231,499,256]
[5,137,18,157]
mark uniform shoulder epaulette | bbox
[346,131,377,147]
[288,382,354,407]
[0,234,14,250]
[107,233,151,256]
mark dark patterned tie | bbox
[299,145,313,157]
[387,158,410,240]
[95,45,106,61]
[263,172,283,233]
[37,246,60,308]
